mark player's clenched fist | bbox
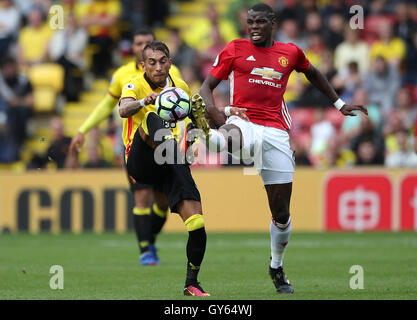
[144,92,158,105]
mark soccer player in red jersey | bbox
[198,3,368,294]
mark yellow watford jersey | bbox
[120,72,192,159]
[109,60,182,99]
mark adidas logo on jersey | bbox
[246,55,256,61]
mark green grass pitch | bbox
[0,232,416,300]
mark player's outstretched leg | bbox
[178,200,209,297]
[266,183,294,294]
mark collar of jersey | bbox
[144,73,172,91]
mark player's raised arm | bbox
[303,64,368,117]
[68,93,118,154]
[200,74,225,127]
[118,93,158,118]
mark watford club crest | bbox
[278,56,289,67]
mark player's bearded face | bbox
[247,11,273,46]
[143,49,172,87]
[132,34,154,62]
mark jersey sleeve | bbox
[290,43,311,73]
[120,77,140,100]
[108,68,122,98]
[209,41,235,80]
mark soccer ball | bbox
[155,87,191,122]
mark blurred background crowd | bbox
[0,0,417,171]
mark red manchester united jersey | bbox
[210,39,310,131]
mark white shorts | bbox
[225,116,295,185]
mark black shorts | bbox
[126,168,152,192]
[122,148,152,192]
[126,130,201,213]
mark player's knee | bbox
[272,210,290,225]
[184,214,205,232]
[134,189,152,208]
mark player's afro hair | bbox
[248,3,276,21]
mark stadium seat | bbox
[28,63,64,112]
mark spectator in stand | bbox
[198,26,227,80]
[404,31,417,84]
[17,5,52,69]
[393,1,417,45]
[383,110,409,154]
[310,107,336,166]
[363,56,400,117]
[49,13,88,101]
[0,0,21,58]
[46,117,72,169]
[80,0,121,78]
[167,28,197,72]
[305,32,327,72]
[331,61,363,104]
[385,129,417,167]
[83,128,113,169]
[342,88,382,141]
[27,116,71,169]
[370,20,406,69]
[290,0,317,31]
[304,11,322,34]
[351,116,385,166]
[334,27,369,73]
[396,87,416,132]
[275,18,307,50]
[181,65,201,96]
[183,3,238,51]
[0,56,33,163]
[223,0,257,38]
[322,135,356,168]
[319,0,350,21]
[323,13,345,51]
[355,138,383,166]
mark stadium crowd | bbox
[0,0,417,169]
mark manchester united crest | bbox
[278,56,289,67]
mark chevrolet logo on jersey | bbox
[250,67,283,80]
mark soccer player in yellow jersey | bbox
[69,28,181,266]
[119,41,210,296]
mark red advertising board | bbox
[325,174,392,231]
[400,175,417,231]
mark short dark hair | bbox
[142,41,170,60]
[249,3,276,21]
[133,27,155,39]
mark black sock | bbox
[133,207,152,254]
[185,227,207,287]
[150,204,168,245]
